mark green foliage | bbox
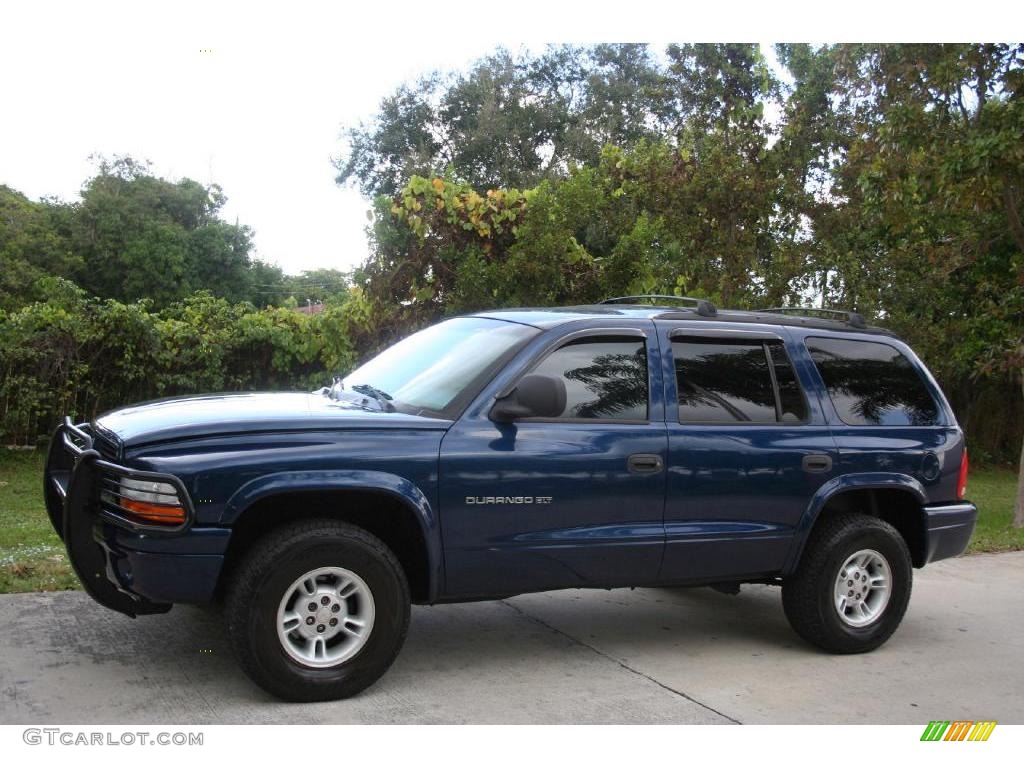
[963,466,1024,551]
[792,44,1024,388]
[1,44,1022,467]
[0,286,362,445]
[0,186,80,310]
[359,175,534,334]
[279,269,353,305]
[1,157,295,312]
[361,134,817,324]
[69,156,265,308]
[347,43,1023,463]
[336,45,681,197]
[666,43,778,150]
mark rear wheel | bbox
[783,512,912,653]
[225,519,410,701]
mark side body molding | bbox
[221,469,442,602]
[783,472,928,575]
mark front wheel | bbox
[225,519,410,701]
[783,513,912,654]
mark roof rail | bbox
[757,307,868,330]
[600,294,717,318]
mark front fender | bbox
[783,472,927,575]
[221,469,442,601]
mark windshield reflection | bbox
[342,317,538,414]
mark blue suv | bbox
[44,297,977,701]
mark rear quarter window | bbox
[805,337,940,426]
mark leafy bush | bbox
[0,280,362,445]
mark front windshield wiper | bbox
[350,384,396,413]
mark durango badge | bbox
[466,496,553,505]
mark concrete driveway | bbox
[1,551,1022,724]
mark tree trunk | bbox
[1003,184,1024,255]
[1014,372,1024,528]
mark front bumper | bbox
[44,420,226,616]
[922,502,978,565]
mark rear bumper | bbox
[44,420,227,616]
[922,502,978,565]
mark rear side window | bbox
[806,337,939,426]
[672,338,808,423]
[530,336,648,420]
[769,343,807,421]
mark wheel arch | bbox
[219,471,442,604]
[784,473,928,575]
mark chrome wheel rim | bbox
[276,566,375,668]
[833,549,891,628]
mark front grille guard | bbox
[44,419,181,617]
[51,418,195,535]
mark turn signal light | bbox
[119,498,187,525]
[101,476,188,526]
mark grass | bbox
[964,467,1024,553]
[0,449,1020,594]
[0,450,79,593]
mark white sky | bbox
[0,1,1007,275]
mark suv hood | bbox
[95,392,453,448]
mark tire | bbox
[225,519,410,701]
[782,512,912,654]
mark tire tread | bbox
[224,518,410,701]
[783,512,911,654]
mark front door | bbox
[439,324,668,598]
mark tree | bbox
[0,186,80,310]
[280,269,353,305]
[69,156,268,308]
[0,157,291,311]
[349,43,1023,484]
[335,45,675,197]
[665,43,779,154]
[814,45,1024,518]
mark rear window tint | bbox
[673,338,808,423]
[769,343,807,423]
[806,337,939,426]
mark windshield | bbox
[342,317,538,415]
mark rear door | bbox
[656,322,838,582]
[800,333,962,502]
[439,321,669,598]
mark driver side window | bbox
[529,336,649,421]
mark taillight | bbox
[956,448,969,500]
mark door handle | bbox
[802,454,833,473]
[627,453,664,474]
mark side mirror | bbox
[489,374,567,422]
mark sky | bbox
[0,1,999,276]
[1,4,503,274]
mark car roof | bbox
[471,304,896,336]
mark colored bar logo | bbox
[920,721,997,741]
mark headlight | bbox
[102,476,187,526]
[119,477,179,504]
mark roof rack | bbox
[600,294,717,318]
[757,307,868,330]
